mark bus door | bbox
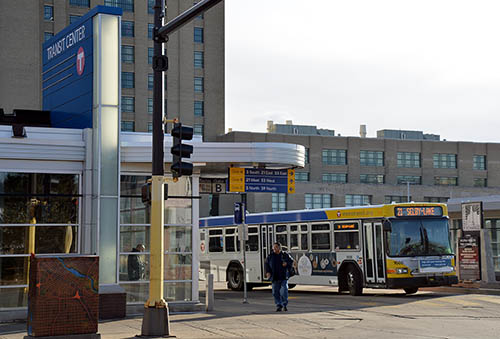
[261,225,274,280]
[363,222,386,285]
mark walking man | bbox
[265,242,294,312]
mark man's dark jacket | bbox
[127,248,144,281]
[264,251,294,281]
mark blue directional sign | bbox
[228,168,296,194]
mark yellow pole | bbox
[146,175,166,308]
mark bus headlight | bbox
[396,268,408,274]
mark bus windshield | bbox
[387,218,453,257]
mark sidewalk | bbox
[422,281,500,296]
[2,282,500,339]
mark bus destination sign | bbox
[395,206,443,217]
[334,223,359,231]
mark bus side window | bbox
[225,228,236,252]
[200,231,205,241]
[311,223,330,250]
[300,225,309,251]
[334,231,360,250]
[248,226,259,251]
[290,225,299,250]
[275,224,288,250]
[208,229,223,252]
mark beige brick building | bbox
[203,125,500,217]
[0,0,224,140]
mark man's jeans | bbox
[272,279,288,307]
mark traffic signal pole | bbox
[142,0,223,336]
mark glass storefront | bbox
[0,172,80,309]
[119,175,193,303]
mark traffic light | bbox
[170,122,194,179]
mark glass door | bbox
[363,221,386,284]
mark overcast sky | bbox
[224,0,500,142]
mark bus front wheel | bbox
[227,265,244,291]
[347,266,363,296]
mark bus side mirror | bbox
[383,221,392,232]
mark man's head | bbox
[136,244,145,252]
[272,242,281,254]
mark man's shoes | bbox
[283,306,288,312]
[276,306,282,312]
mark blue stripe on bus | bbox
[200,210,329,227]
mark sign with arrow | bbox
[228,168,296,194]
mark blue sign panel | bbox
[419,259,451,269]
[42,6,122,129]
[244,169,290,193]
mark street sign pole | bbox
[242,194,248,304]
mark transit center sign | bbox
[228,168,295,194]
[42,6,122,129]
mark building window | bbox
[474,178,487,187]
[122,72,135,89]
[295,172,309,182]
[147,122,153,132]
[434,177,458,186]
[121,45,134,63]
[345,194,371,207]
[148,0,154,14]
[148,48,154,64]
[122,21,134,37]
[194,101,204,116]
[69,15,81,24]
[322,173,347,183]
[148,23,154,39]
[397,152,420,168]
[322,149,347,165]
[473,155,486,170]
[121,96,135,112]
[305,194,331,209]
[148,98,153,114]
[194,77,204,92]
[0,172,80,308]
[397,175,421,185]
[385,196,409,204]
[424,197,448,203]
[272,193,287,212]
[194,27,203,43]
[70,0,90,7]
[119,175,193,301]
[305,148,309,164]
[360,150,384,166]
[44,32,54,42]
[194,51,204,68]
[360,174,384,184]
[148,74,153,90]
[194,124,204,137]
[44,5,53,21]
[433,153,457,169]
[104,0,134,12]
[121,121,135,132]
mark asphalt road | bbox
[2,285,500,338]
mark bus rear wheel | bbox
[404,287,418,295]
[227,266,244,291]
[347,266,363,296]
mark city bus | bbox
[199,202,458,295]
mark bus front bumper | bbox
[387,275,459,289]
